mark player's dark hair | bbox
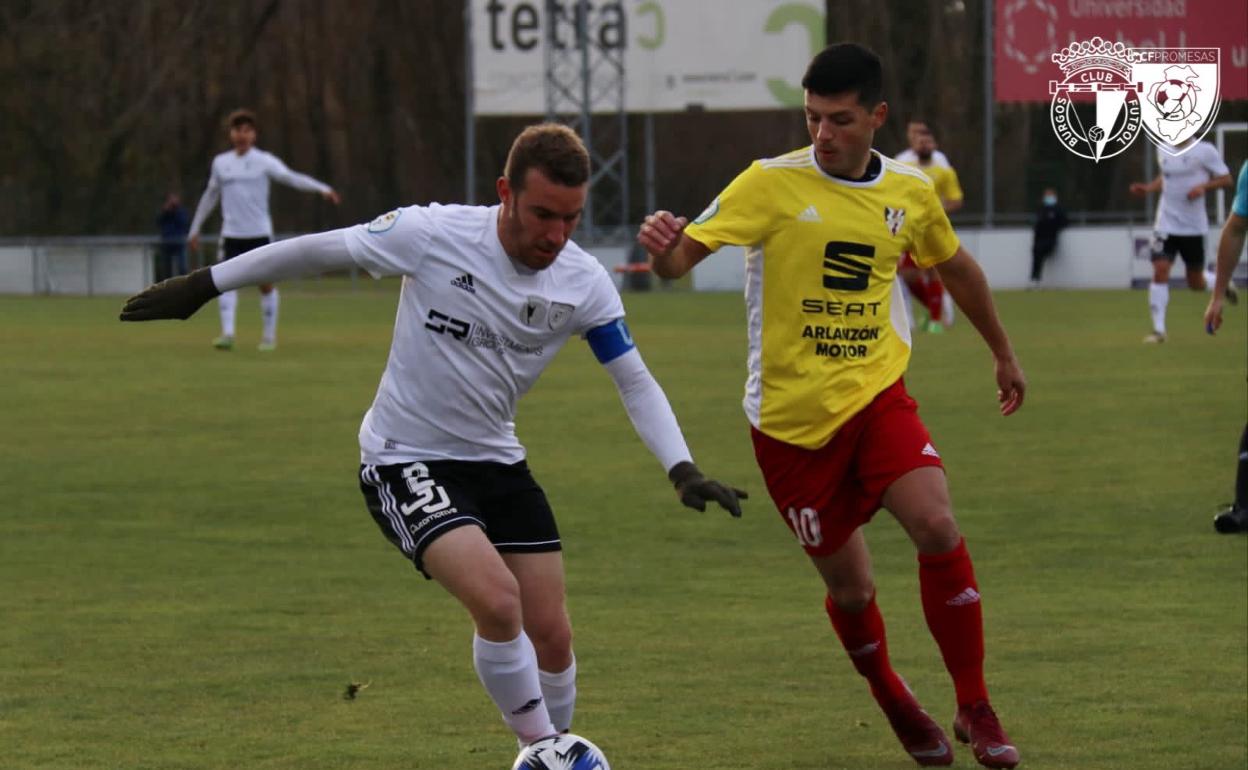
[227,109,257,130]
[505,123,590,192]
[801,43,884,107]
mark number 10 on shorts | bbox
[786,506,823,548]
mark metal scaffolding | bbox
[543,0,629,243]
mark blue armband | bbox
[585,318,636,364]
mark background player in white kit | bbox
[188,109,341,351]
[121,123,745,750]
[1129,139,1235,343]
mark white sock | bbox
[1148,282,1169,335]
[1203,268,1217,290]
[941,288,955,326]
[218,290,238,338]
[473,632,555,744]
[260,288,279,344]
[539,657,577,733]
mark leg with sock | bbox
[825,593,952,766]
[474,632,558,744]
[815,528,953,767]
[1146,282,1169,342]
[919,539,1018,769]
[538,658,577,733]
[1214,423,1248,533]
[215,290,238,349]
[259,286,279,351]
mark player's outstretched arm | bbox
[119,267,220,321]
[934,247,1026,416]
[120,230,356,322]
[591,325,746,517]
[637,211,712,279]
[1206,212,1247,334]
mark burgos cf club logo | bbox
[1048,38,1143,162]
[1049,37,1222,161]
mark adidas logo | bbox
[796,204,821,222]
[921,442,940,458]
[511,696,544,715]
[451,273,477,293]
[946,587,981,607]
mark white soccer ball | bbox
[512,733,610,770]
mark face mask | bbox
[1043,194,1057,206]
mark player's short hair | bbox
[801,43,883,107]
[504,123,590,192]
[227,109,257,130]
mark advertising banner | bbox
[472,0,825,115]
[996,0,1247,103]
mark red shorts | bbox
[750,378,943,557]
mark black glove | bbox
[119,266,220,321]
[668,461,747,518]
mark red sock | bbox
[918,538,988,707]
[924,278,944,322]
[825,593,911,706]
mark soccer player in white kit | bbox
[1129,139,1234,343]
[187,109,341,351]
[121,123,745,750]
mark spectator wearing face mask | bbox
[1029,188,1067,288]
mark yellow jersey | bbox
[901,158,964,206]
[684,147,959,449]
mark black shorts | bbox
[1151,234,1205,272]
[222,237,271,260]
[358,459,560,578]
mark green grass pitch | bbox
[1,280,1244,769]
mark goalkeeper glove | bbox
[668,461,747,518]
[119,267,220,321]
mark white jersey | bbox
[343,203,625,465]
[894,148,950,168]
[189,148,332,239]
[1154,142,1230,236]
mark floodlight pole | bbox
[983,0,995,227]
[544,0,629,243]
[464,0,476,205]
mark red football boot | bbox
[953,700,1020,769]
[881,697,954,766]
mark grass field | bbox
[1,280,1245,769]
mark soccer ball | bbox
[512,733,610,770]
[1153,79,1195,120]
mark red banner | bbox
[995,0,1248,102]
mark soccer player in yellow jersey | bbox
[638,43,1026,769]
[897,124,963,332]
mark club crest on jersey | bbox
[884,206,906,237]
[547,302,574,331]
[367,208,402,233]
[693,197,720,225]
[520,296,548,327]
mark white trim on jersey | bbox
[742,244,765,431]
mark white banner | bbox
[471,0,826,115]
